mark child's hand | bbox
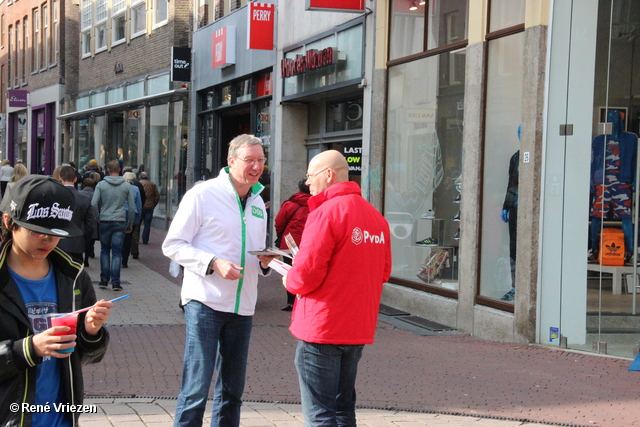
[84,300,113,336]
[32,327,76,358]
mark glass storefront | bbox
[479,4,525,303]
[541,0,640,358]
[69,98,185,222]
[385,51,464,291]
[385,0,468,293]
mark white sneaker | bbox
[421,209,436,220]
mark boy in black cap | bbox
[0,175,112,426]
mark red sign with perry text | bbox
[248,3,275,50]
[212,26,236,69]
[306,0,364,12]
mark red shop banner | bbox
[248,3,275,50]
[305,0,365,13]
[212,26,236,69]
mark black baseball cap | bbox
[0,175,82,237]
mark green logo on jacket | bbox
[252,206,264,219]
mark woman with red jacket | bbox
[274,178,310,311]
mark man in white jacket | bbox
[163,134,277,427]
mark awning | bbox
[57,88,188,121]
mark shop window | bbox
[479,32,524,303]
[15,111,28,164]
[326,98,363,133]
[149,104,169,212]
[220,84,231,106]
[77,119,90,168]
[489,0,525,33]
[389,0,468,62]
[384,50,465,291]
[389,0,424,60]
[256,72,272,97]
[235,78,251,103]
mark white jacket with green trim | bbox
[162,167,268,316]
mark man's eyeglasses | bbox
[305,167,329,181]
[236,157,267,165]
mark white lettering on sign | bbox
[253,9,271,21]
[344,147,362,154]
[215,43,223,62]
[173,59,189,69]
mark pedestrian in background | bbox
[0,175,112,427]
[163,134,278,427]
[283,150,392,426]
[1,163,28,206]
[82,176,99,267]
[56,165,95,264]
[121,172,142,268]
[0,159,13,198]
[91,160,135,291]
[274,178,310,311]
[139,171,160,245]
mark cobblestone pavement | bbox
[73,227,640,427]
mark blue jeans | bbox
[295,340,364,427]
[174,301,253,427]
[99,221,126,285]
[141,208,154,244]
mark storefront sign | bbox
[248,3,275,50]
[281,47,337,78]
[8,90,28,108]
[306,0,364,13]
[171,47,191,82]
[212,26,236,69]
[342,143,362,175]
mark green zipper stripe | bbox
[234,191,246,314]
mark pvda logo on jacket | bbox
[251,206,264,219]
[352,227,385,245]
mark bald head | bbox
[306,150,349,196]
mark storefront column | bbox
[515,25,547,342]
[458,40,485,335]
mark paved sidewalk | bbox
[73,227,640,427]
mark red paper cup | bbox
[51,313,78,354]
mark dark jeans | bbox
[295,340,364,427]
[174,301,253,427]
[141,208,154,244]
[99,221,126,285]
[122,223,141,264]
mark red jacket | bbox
[274,192,310,249]
[286,181,392,345]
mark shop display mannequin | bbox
[500,125,520,302]
[589,109,638,262]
